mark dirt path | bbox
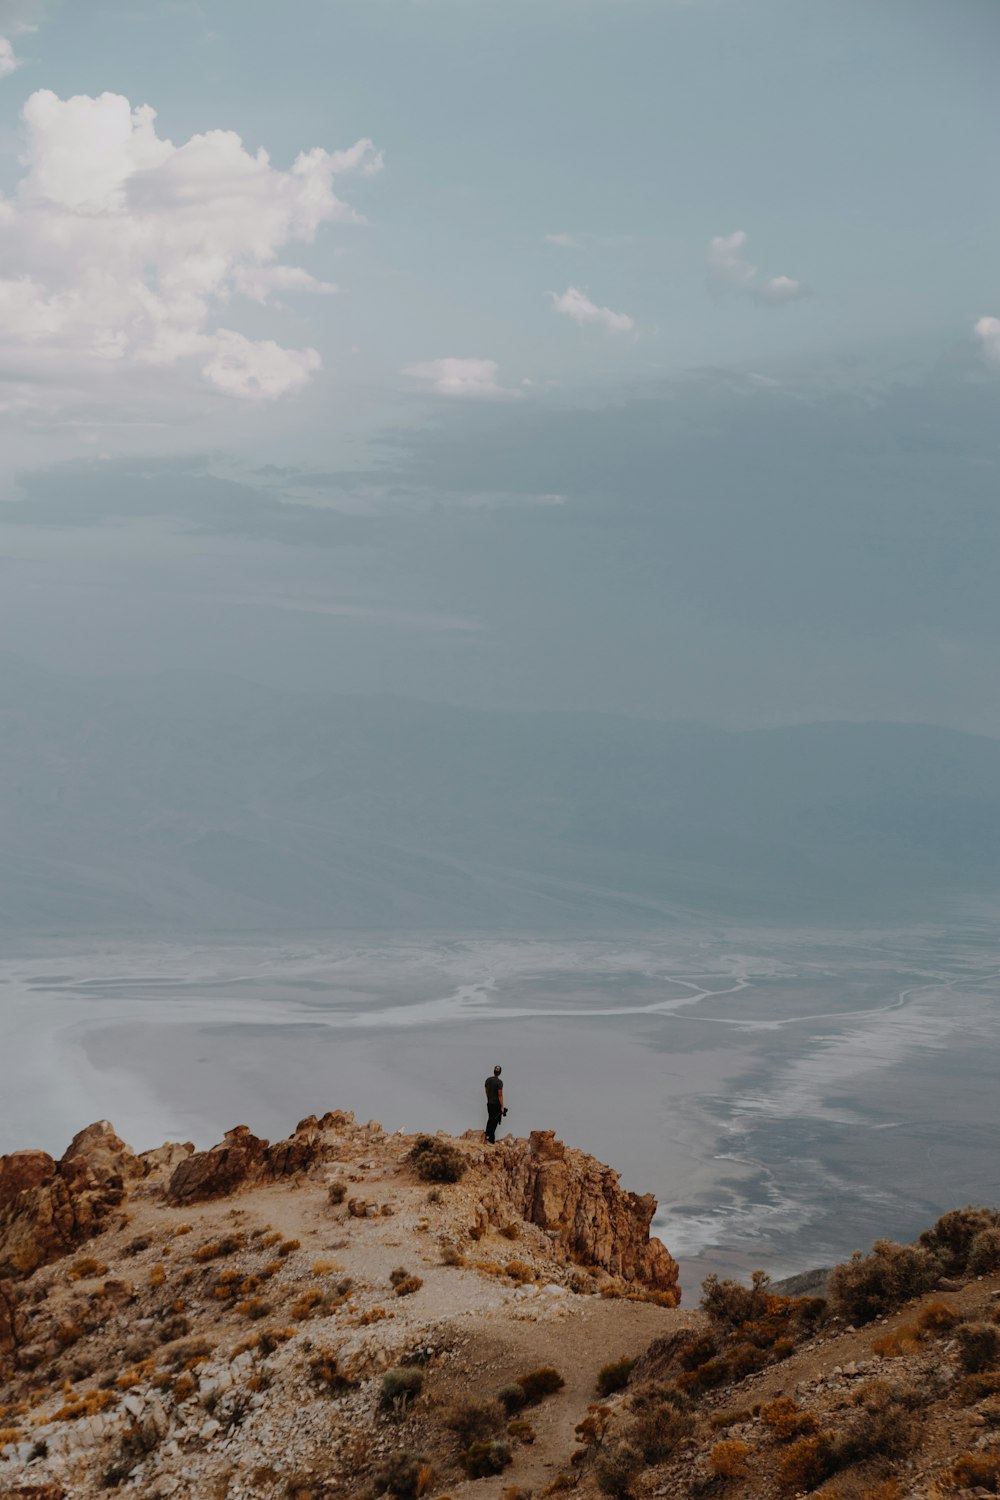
[440,1299,704,1500]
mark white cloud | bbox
[974,316,1000,366]
[402,357,510,398]
[549,285,634,333]
[544,232,578,248]
[708,230,806,306]
[0,88,381,402]
[0,36,18,75]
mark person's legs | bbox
[485,1107,501,1143]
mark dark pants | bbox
[485,1107,502,1144]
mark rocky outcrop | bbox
[0,1128,136,1280]
[0,1278,24,1352]
[477,1129,680,1302]
[166,1125,270,1204]
[166,1112,353,1204]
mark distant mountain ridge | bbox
[2,654,1000,932]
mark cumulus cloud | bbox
[0,88,381,401]
[974,316,1000,366]
[708,230,806,305]
[549,286,634,333]
[402,357,510,398]
[0,36,18,75]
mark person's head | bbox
[493,1065,502,1077]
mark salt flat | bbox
[2,921,998,1285]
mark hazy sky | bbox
[2,0,999,729]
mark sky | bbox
[1,0,1000,729]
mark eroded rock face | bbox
[479,1129,680,1302]
[166,1115,348,1204]
[0,1278,24,1351]
[0,1131,134,1280]
[166,1126,270,1204]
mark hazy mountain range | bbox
[4,653,1000,933]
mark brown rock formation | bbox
[477,1129,680,1301]
[0,1278,24,1352]
[166,1114,350,1204]
[0,1130,136,1280]
[166,1125,270,1204]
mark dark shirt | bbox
[485,1075,502,1108]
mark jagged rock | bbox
[166,1126,270,1204]
[0,1127,135,1280]
[0,1278,24,1354]
[266,1127,324,1179]
[0,1151,57,1211]
[166,1119,335,1204]
[480,1130,680,1300]
[136,1140,196,1184]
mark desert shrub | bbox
[52,1389,118,1423]
[871,1326,922,1359]
[278,1238,300,1257]
[507,1420,536,1444]
[708,1440,750,1478]
[193,1233,245,1262]
[359,1307,390,1326]
[516,1368,565,1405]
[776,1432,834,1494]
[68,1257,107,1281]
[675,1356,731,1395]
[441,1243,465,1268]
[829,1389,917,1467]
[828,1239,941,1324]
[761,1397,819,1441]
[328,1180,347,1205]
[956,1321,1000,1373]
[290,1288,329,1321]
[596,1358,635,1396]
[958,1372,1000,1404]
[381,1367,424,1409]
[915,1300,960,1334]
[408,1136,467,1184]
[701,1269,773,1330]
[709,1410,752,1432]
[949,1453,1000,1493]
[165,1336,212,1370]
[575,1407,612,1449]
[173,1372,196,1401]
[372,1452,434,1499]
[393,1275,424,1297]
[237,1297,272,1321]
[498,1383,528,1415]
[442,1398,504,1447]
[255,1326,295,1355]
[309,1349,352,1393]
[918,1206,1000,1273]
[594,1440,642,1499]
[505,1260,534,1283]
[461,1439,512,1478]
[625,1398,693,1464]
[677,1333,718,1371]
[970,1228,1000,1275]
[148,1265,166,1289]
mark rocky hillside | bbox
[0,1116,999,1500]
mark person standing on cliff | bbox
[484,1065,506,1144]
